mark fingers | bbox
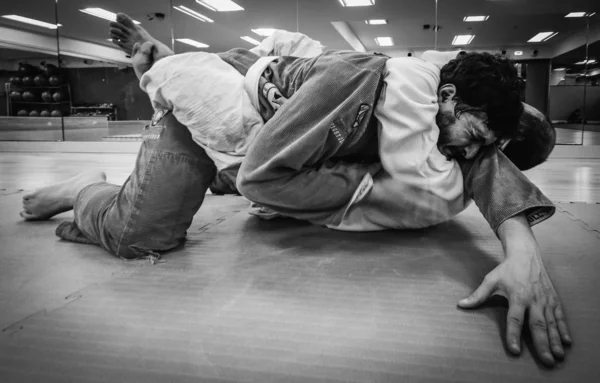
[529,306,555,366]
[116,13,136,28]
[545,306,564,359]
[506,302,525,355]
[458,275,495,309]
[554,304,572,345]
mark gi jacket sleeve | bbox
[236,53,384,225]
[459,145,555,233]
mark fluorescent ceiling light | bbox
[80,8,140,24]
[463,16,489,22]
[575,59,597,65]
[196,0,244,12]
[514,51,523,56]
[176,38,209,48]
[564,12,596,17]
[452,35,475,45]
[375,37,394,46]
[252,28,276,37]
[339,0,375,7]
[366,19,387,25]
[552,67,567,71]
[1,15,61,29]
[241,36,261,45]
[527,32,558,42]
[173,5,213,22]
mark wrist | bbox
[497,214,540,261]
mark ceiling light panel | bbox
[366,19,387,25]
[252,28,276,37]
[575,59,597,65]
[463,16,489,22]
[196,0,244,12]
[176,38,209,48]
[173,6,213,22]
[1,15,61,29]
[339,0,375,7]
[80,8,141,24]
[527,32,558,42]
[375,37,394,46]
[241,36,261,45]
[452,35,475,45]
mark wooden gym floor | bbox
[0,151,599,382]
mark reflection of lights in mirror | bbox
[241,36,261,45]
[79,8,141,24]
[173,6,214,23]
[252,29,276,37]
[176,38,209,48]
[1,15,61,29]
[196,0,245,12]
[375,37,394,46]
[338,0,375,7]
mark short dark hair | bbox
[502,103,556,171]
[440,52,524,140]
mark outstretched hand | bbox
[458,216,572,367]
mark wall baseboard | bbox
[0,141,599,158]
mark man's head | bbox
[499,103,556,170]
[436,52,524,160]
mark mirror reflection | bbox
[1,1,597,145]
[1,0,61,140]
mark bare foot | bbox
[20,170,107,221]
[109,13,174,57]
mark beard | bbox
[435,110,458,159]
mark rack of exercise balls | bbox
[5,62,72,118]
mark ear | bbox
[438,84,457,102]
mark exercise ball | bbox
[10,91,23,101]
[19,62,36,75]
[48,76,61,86]
[40,109,51,117]
[34,75,48,86]
[22,91,36,102]
[17,109,28,116]
[41,91,53,102]
[9,77,22,86]
[50,109,62,117]
[22,76,34,86]
[52,91,62,102]
[29,110,39,117]
[44,63,59,77]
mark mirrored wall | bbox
[0,0,597,144]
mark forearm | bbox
[497,213,540,262]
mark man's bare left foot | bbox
[20,170,107,221]
[109,13,174,56]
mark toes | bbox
[109,28,128,40]
[116,13,136,28]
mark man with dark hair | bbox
[20,14,569,367]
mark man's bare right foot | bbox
[109,13,174,57]
[20,170,107,221]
